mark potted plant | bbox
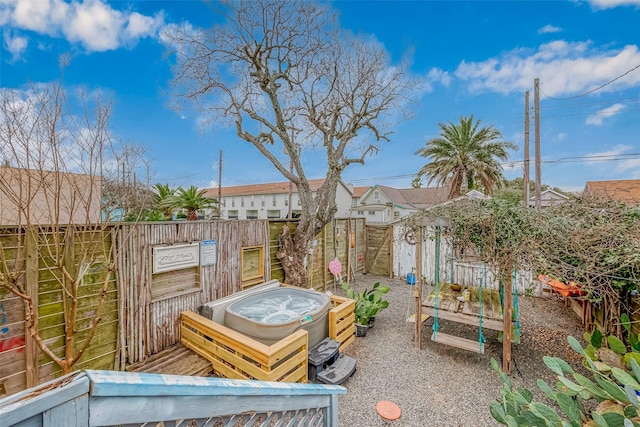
[342,282,390,336]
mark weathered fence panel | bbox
[365,225,391,277]
[0,226,117,398]
[269,218,366,291]
[115,220,271,367]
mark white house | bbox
[352,185,451,224]
[528,189,570,208]
[204,179,354,220]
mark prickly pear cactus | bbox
[490,336,640,427]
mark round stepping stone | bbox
[376,400,401,421]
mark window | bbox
[272,195,277,207]
[352,198,358,207]
[297,198,301,206]
[222,198,226,207]
[246,210,259,219]
[284,198,288,206]
[228,210,238,219]
[251,195,255,207]
[231,198,235,208]
[368,210,375,216]
[394,211,400,220]
[374,191,379,200]
[357,210,364,215]
[267,209,280,219]
[261,195,265,207]
[241,245,265,288]
[241,198,245,207]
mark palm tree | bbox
[152,183,178,220]
[176,186,215,220]
[416,115,516,199]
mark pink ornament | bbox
[328,258,342,277]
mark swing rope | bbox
[432,220,441,335]
[478,262,487,351]
[512,268,521,344]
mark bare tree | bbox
[0,71,117,377]
[165,0,420,286]
[102,141,154,221]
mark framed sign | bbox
[200,240,217,266]
[152,243,200,274]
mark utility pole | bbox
[534,78,542,210]
[523,91,530,207]
[217,150,222,219]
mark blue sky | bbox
[1,0,639,192]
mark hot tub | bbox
[224,287,330,348]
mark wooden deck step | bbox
[127,343,213,377]
[431,332,485,354]
[317,354,357,385]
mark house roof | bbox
[204,179,348,198]
[352,186,370,198]
[584,179,640,204]
[364,185,451,210]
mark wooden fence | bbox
[115,220,271,367]
[269,218,367,291]
[0,226,117,397]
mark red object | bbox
[376,400,401,421]
[538,274,583,297]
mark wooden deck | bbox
[422,282,504,332]
[126,343,213,377]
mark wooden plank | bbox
[421,306,504,331]
[431,332,485,354]
[43,395,89,427]
[0,375,90,427]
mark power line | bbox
[540,63,640,101]
[349,152,640,185]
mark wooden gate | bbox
[365,225,391,276]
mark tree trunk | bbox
[277,220,317,287]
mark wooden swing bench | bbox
[422,283,506,354]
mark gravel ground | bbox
[334,275,585,427]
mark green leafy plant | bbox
[583,314,640,372]
[490,336,640,426]
[341,281,390,325]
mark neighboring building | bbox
[0,167,102,225]
[352,185,452,224]
[204,179,354,220]
[528,189,570,208]
[584,179,640,205]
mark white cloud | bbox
[538,24,562,34]
[427,68,452,87]
[0,0,164,53]
[3,29,28,61]
[455,41,640,97]
[585,103,626,125]
[587,0,640,9]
